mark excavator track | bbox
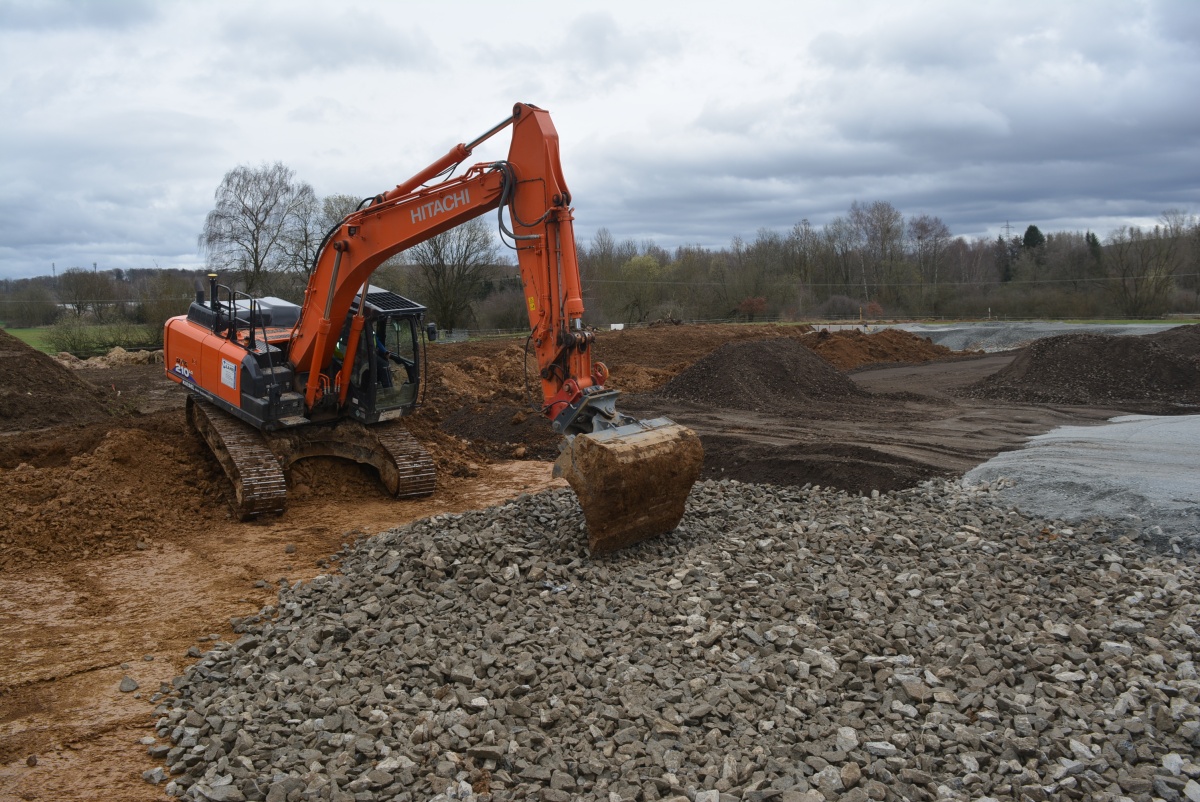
[370,420,437,499]
[260,416,436,502]
[187,396,287,521]
[188,397,436,518]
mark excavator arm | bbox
[290,105,597,427]
[289,102,703,553]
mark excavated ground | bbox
[1,322,1196,800]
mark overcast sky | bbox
[1,0,1198,280]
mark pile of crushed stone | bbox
[654,338,865,413]
[963,332,1200,408]
[1148,324,1200,365]
[0,328,112,432]
[150,480,1200,802]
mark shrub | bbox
[46,319,160,356]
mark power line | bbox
[579,272,1200,289]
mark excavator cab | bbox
[337,289,425,424]
[373,315,421,409]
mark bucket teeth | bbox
[554,421,703,555]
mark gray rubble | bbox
[153,480,1200,802]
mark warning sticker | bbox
[221,359,237,389]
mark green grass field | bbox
[2,326,55,352]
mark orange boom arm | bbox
[288,103,599,428]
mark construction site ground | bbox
[0,322,1194,801]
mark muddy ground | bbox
[0,323,1185,801]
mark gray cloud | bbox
[213,8,439,77]
[0,0,156,31]
[0,1,1197,279]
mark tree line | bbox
[192,162,1200,326]
[578,204,1200,324]
[3,161,1198,347]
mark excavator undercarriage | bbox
[188,396,435,520]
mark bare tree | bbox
[579,227,637,322]
[849,200,905,301]
[137,272,195,340]
[57,267,92,317]
[57,267,115,320]
[823,215,861,297]
[1105,213,1189,317]
[1179,217,1200,309]
[199,162,316,294]
[907,214,952,311]
[5,282,58,327]
[275,193,368,300]
[408,217,501,332]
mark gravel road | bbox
[151,479,1200,802]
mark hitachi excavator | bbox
[164,102,703,554]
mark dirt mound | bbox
[700,435,949,493]
[0,413,229,571]
[654,337,865,412]
[421,343,545,466]
[57,346,165,369]
[593,323,812,371]
[433,343,536,406]
[440,403,561,462]
[965,332,1200,407]
[0,328,113,432]
[803,327,954,370]
[604,364,676,393]
[598,325,954,391]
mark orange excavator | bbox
[164,103,703,554]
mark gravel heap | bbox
[150,481,1200,802]
[963,332,1200,408]
[1148,324,1200,365]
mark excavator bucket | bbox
[553,418,704,555]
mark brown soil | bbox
[429,326,955,450]
[0,329,113,432]
[963,332,1200,409]
[0,322,1179,800]
[802,326,955,370]
[652,337,865,412]
[696,435,944,492]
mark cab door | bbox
[374,315,420,414]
